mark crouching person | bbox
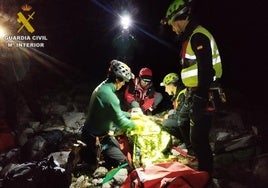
[80,60,136,173]
[160,73,194,156]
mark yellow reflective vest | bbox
[181,26,222,87]
[173,88,186,109]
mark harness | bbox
[90,133,110,166]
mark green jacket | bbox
[84,80,135,136]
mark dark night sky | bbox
[15,0,268,108]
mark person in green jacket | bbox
[81,59,136,173]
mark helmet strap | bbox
[171,6,189,22]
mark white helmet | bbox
[109,60,134,82]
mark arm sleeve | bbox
[191,33,215,97]
[141,92,157,111]
[175,93,189,126]
[110,93,135,130]
[175,94,185,113]
[141,87,161,111]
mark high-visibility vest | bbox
[173,88,186,109]
[181,26,222,87]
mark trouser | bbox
[189,94,214,175]
[178,103,192,151]
[81,128,133,172]
[101,135,133,171]
[178,120,191,150]
[162,118,184,142]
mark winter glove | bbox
[167,109,177,120]
[130,107,143,115]
[130,101,140,108]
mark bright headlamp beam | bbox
[120,14,131,30]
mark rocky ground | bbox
[0,76,268,188]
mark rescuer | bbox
[161,0,223,175]
[124,67,163,115]
[81,60,136,173]
[160,72,194,156]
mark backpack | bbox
[2,157,71,188]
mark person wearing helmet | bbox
[81,59,136,173]
[159,73,194,156]
[124,67,163,115]
[162,0,223,175]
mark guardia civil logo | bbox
[17,4,35,34]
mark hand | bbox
[129,124,136,130]
[130,107,143,115]
[167,109,176,116]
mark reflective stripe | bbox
[174,88,187,109]
[181,69,197,79]
[181,26,222,87]
[181,64,198,87]
[185,53,195,59]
